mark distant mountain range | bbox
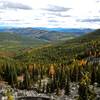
[0,27,95,52]
[0,27,94,35]
[32,27,94,34]
[0,27,82,42]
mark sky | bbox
[0,0,100,29]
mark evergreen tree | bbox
[91,63,97,85]
[56,81,61,96]
[23,67,31,89]
[65,68,70,95]
[46,83,50,93]
[96,65,100,86]
[78,72,90,100]
[78,72,96,100]
[4,63,17,87]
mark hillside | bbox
[0,32,48,52]
[0,29,100,100]
[0,28,78,42]
[15,29,100,64]
[0,28,80,54]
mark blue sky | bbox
[0,0,100,29]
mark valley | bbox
[0,29,100,100]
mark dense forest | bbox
[0,29,100,100]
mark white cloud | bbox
[0,1,32,10]
[0,0,100,28]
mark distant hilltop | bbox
[0,27,94,35]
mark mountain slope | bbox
[0,32,48,52]
[15,29,100,64]
[0,28,78,42]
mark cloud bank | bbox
[0,0,100,28]
[80,18,100,22]
[42,5,71,12]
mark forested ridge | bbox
[0,29,100,100]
